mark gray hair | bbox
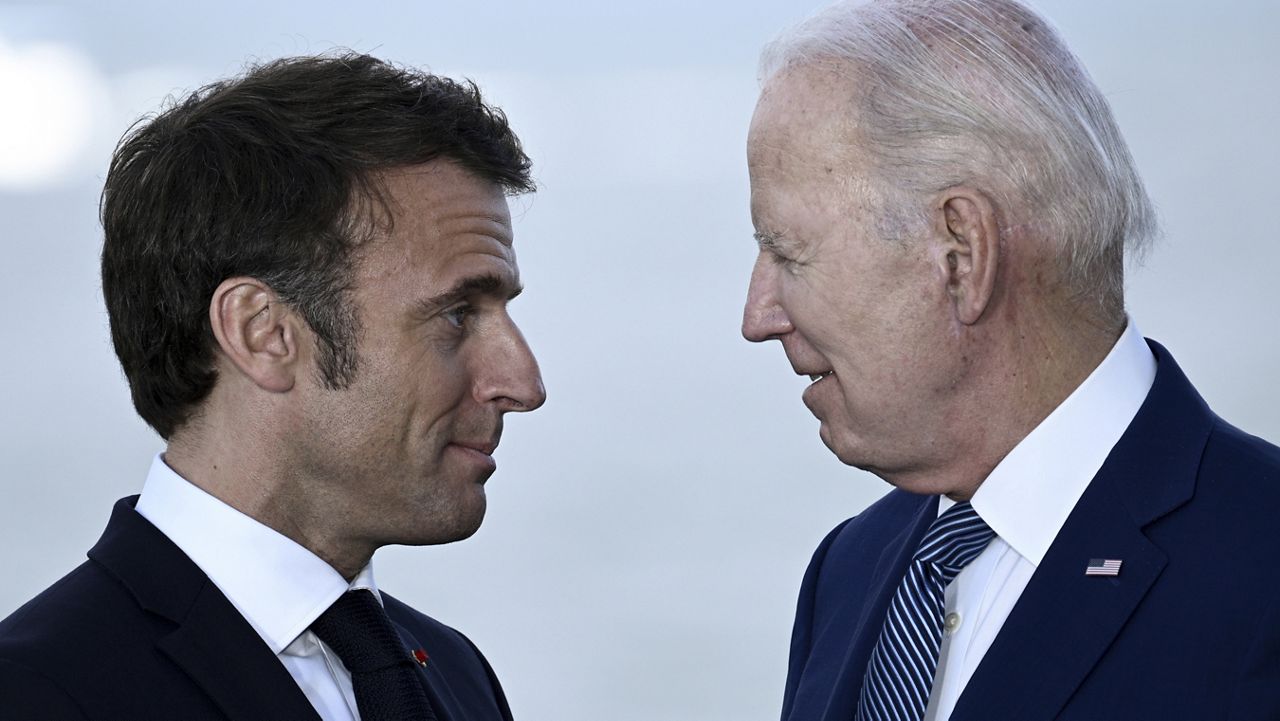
[759,0,1158,318]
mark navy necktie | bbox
[856,500,996,721]
[310,589,438,721]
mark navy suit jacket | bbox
[0,497,515,720]
[782,341,1280,721]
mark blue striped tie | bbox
[855,501,996,721]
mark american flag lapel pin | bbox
[1085,558,1122,577]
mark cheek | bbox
[779,275,841,336]
[826,310,943,401]
[409,359,480,437]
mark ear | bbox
[208,277,301,393]
[936,186,1000,325]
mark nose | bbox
[742,253,793,342]
[475,317,546,413]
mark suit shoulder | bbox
[381,592,475,653]
[0,559,146,663]
[380,592,503,681]
[0,558,165,709]
[0,658,90,720]
[380,592,513,719]
[1197,418,1280,514]
[1186,418,1280,544]
[823,488,931,558]
[798,489,931,594]
[1204,418,1280,477]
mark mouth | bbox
[800,371,833,416]
[447,440,499,475]
[450,438,499,456]
[800,369,835,387]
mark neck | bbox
[165,415,373,581]
[897,302,1124,501]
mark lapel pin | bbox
[412,648,429,667]
[1085,558,1122,577]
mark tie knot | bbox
[310,589,411,674]
[914,501,995,581]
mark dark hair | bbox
[101,52,534,440]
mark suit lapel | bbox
[951,340,1214,721]
[391,618,459,721]
[89,497,321,721]
[824,493,938,720]
[949,481,1167,721]
[159,583,323,721]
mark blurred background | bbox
[1,1,1276,719]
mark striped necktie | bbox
[855,500,996,721]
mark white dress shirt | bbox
[922,321,1157,721]
[135,456,373,721]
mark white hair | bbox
[759,0,1158,318]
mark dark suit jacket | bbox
[781,341,1280,721]
[0,497,515,720]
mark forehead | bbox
[749,65,883,242]
[382,161,512,244]
[359,160,516,277]
[748,64,865,179]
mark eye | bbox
[442,303,474,330]
[768,248,802,272]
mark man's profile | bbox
[0,53,544,720]
[742,1,1280,719]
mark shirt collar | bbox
[942,321,1156,567]
[134,455,380,654]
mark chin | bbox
[819,425,867,468]
[407,497,487,546]
[449,506,487,542]
[826,436,905,487]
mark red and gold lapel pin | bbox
[412,648,429,667]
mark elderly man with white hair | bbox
[741,1,1280,719]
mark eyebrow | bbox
[754,230,790,254]
[414,274,523,315]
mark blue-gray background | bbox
[1,2,1276,719]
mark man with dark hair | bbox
[0,53,545,720]
[743,1,1280,720]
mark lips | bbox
[447,438,500,475]
[797,367,834,386]
[800,370,835,416]
[450,438,498,456]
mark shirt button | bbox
[944,612,962,634]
